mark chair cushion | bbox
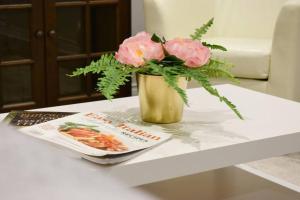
[204,37,272,79]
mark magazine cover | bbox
[20,112,171,164]
[3,111,76,127]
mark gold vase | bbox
[138,74,187,124]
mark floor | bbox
[138,166,300,200]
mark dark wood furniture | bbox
[0,0,131,113]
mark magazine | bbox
[3,111,76,127]
[20,112,171,164]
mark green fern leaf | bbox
[70,54,118,76]
[202,42,227,51]
[97,65,131,100]
[162,73,188,105]
[183,69,243,119]
[190,18,214,40]
[200,59,238,83]
[144,62,188,105]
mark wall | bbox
[131,0,145,35]
[131,1,145,95]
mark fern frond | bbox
[190,18,214,40]
[97,65,131,100]
[143,61,164,75]
[145,62,188,105]
[163,73,188,105]
[183,69,243,119]
[201,82,243,119]
[70,54,120,76]
[200,59,238,83]
[202,42,227,51]
[221,96,243,119]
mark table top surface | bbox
[0,125,155,200]
[1,84,300,186]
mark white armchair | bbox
[144,0,300,102]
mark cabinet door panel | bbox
[91,4,118,52]
[59,59,86,96]
[0,0,29,5]
[0,9,31,61]
[46,0,131,106]
[0,65,32,104]
[0,0,131,112]
[0,0,45,113]
[56,6,85,56]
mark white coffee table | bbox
[1,84,300,188]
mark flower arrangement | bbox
[71,19,243,119]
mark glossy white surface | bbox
[2,85,299,186]
[1,123,299,199]
[109,85,300,186]
[0,125,154,200]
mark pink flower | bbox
[164,38,211,68]
[115,32,165,67]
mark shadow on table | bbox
[104,108,249,150]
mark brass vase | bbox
[138,74,187,124]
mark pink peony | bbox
[164,38,211,68]
[115,32,165,67]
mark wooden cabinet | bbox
[0,0,131,113]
